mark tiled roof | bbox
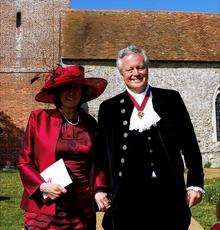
[61,10,220,61]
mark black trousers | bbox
[102,178,191,230]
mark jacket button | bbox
[121,109,126,114]
[149,149,153,153]
[123,120,128,125]
[121,158,125,163]
[150,162,154,167]
[119,171,123,177]
[120,99,125,104]
[123,132,128,138]
[122,145,127,150]
[147,136,152,140]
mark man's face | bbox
[121,53,148,93]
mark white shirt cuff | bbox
[186,186,205,194]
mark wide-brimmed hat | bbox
[35,65,107,104]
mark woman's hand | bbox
[95,192,111,212]
[40,182,67,200]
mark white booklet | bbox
[40,158,72,198]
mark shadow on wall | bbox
[0,111,24,168]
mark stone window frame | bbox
[213,86,220,142]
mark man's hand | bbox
[186,189,203,207]
[95,192,111,212]
[40,182,67,200]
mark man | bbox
[95,45,204,230]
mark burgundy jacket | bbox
[18,109,107,215]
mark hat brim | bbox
[35,78,107,104]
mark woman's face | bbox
[59,84,82,110]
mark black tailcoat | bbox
[96,87,204,230]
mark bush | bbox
[204,162,212,168]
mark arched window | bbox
[216,91,220,141]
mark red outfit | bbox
[18,109,108,229]
[211,223,220,230]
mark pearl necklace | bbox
[60,110,80,126]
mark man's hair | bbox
[116,45,149,74]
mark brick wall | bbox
[0,73,53,167]
[0,0,70,167]
[0,0,70,72]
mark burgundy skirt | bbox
[24,183,96,230]
[24,211,96,230]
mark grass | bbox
[191,178,220,230]
[0,170,219,230]
[0,170,23,230]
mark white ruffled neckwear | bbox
[127,85,161,133]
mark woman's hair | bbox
[53,91,62,108]
[116,45,149,74]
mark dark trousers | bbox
[102,178,191,230]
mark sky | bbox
[71,0,220,13]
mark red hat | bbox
[35,65,107,104]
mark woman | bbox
[211,200,220,230]
[18,65,109,230]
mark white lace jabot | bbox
[127,85,161,133]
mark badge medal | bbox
[128,86,151,119]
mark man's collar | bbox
[126,84,149,98]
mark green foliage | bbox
[192,178,220,230]
[0,170,23,229]
[204,179,220,205]
[204,162,212,168]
